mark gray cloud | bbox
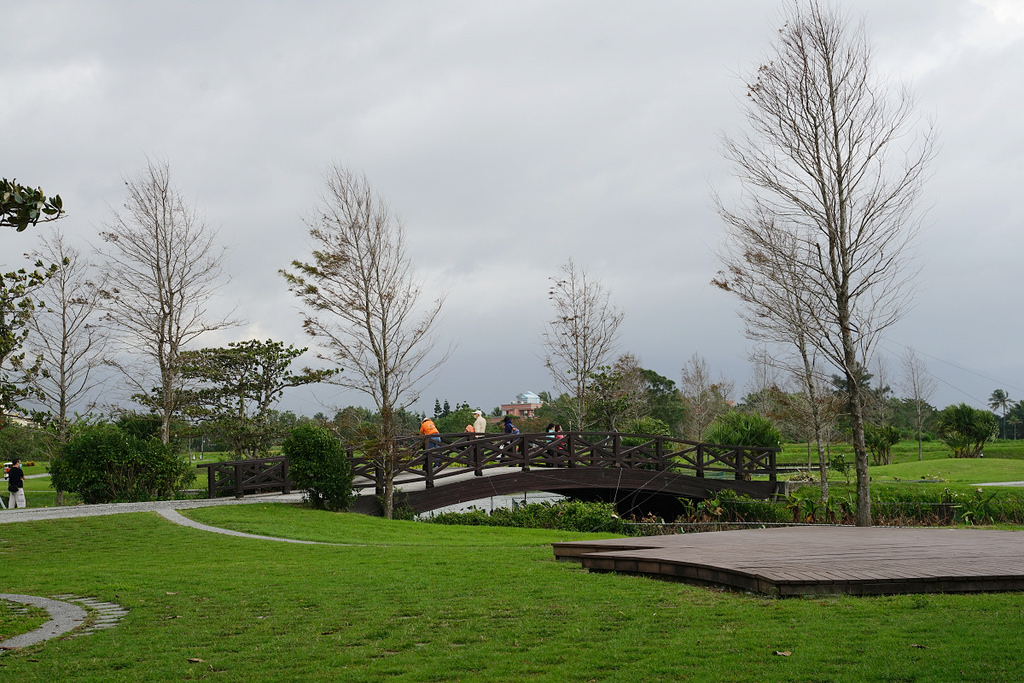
[3,0,1021,416]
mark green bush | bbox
[282,424,354,512]
[49,424,193,503]
[424,499,629,533]
[865,424,901,465]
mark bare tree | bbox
[714,1,935,525]
[679,353,733,441]
[541,259,623,430]
[281,165,450,519]
[97,160,234,443]
[716,224,842,499]
[27,230,108,441]
[900,347,936,461]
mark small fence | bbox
[197,456,293,498]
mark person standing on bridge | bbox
[473,410,487,435]
[420,417,441,448]
[502,415,519,435]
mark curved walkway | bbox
[154,508,342,545]
[0,594,87,650]
[0,492,339,650]
[0,492,307,524]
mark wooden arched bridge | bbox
[199,432,782,517]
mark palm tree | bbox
[989,389,1011,440]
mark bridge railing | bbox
[198,432,778,498]
[353,431,778,492]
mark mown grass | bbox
[0,601,48,640]
[779,439,1024,468]
[3,506,1024,681]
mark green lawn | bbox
[3,505,1024,681]
[781,439,1024,469]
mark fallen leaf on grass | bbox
[774,651,792,657]
[166,591,178,595]
[910,644,928,649]
[186,658,204,663]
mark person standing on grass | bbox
[7,457,26,509]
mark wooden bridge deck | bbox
[553,526,1024,597]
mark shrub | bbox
[704,411,782,448]
[49,424,192,503]
[282,424,354,512]
[424,499,628,533]
[865,424,901,465]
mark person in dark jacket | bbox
[502,415,519,434]
[7,457,26,509]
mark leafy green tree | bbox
[50,423,192,503]
[1,261,59,413]
[586,363,641,431]
[433,401,475,434]
[936,404,998,458]
[1,179,63,231]
[179,340,336,457]
[282,423,354,512]
[0,417,56,463]
[641,369,686,437]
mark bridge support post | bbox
[425,450,434,489]
[234,463,244,499]
[696,444,704,478]
[207,465,217,499]
[473,441,483,477]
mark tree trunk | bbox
[845,345,872,526]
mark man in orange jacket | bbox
[420,417,441,448]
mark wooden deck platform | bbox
[552,526,1024,597]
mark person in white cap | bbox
[473,410,487,435]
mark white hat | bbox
[473,409,482,415]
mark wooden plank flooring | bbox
[552,526,1024,596]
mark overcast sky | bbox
[3,0,1023,418]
